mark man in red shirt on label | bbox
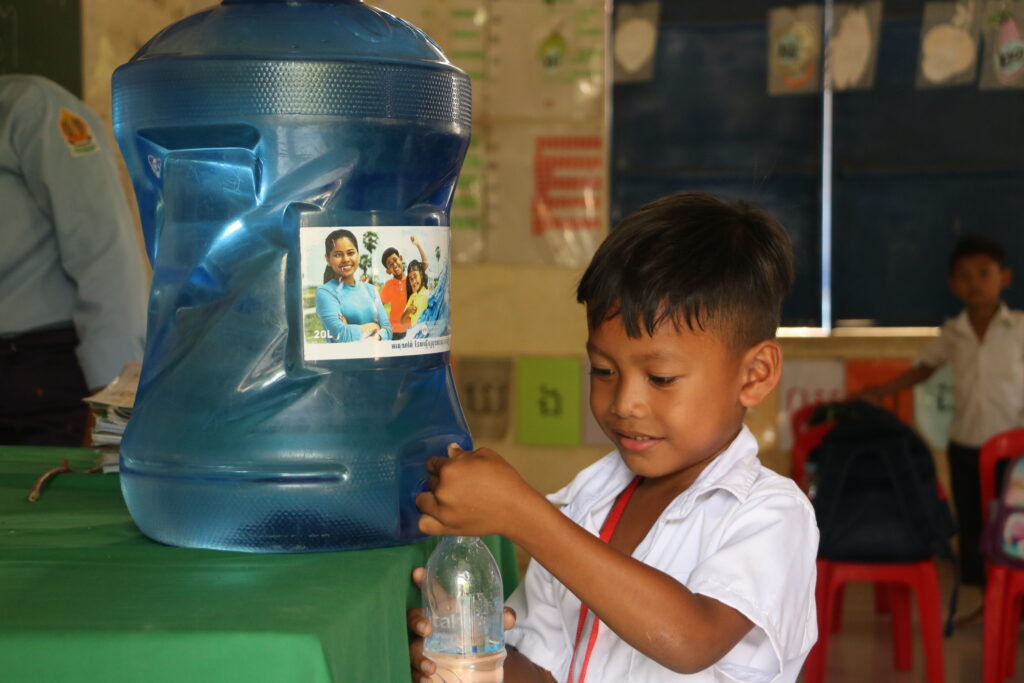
[379,235,428,340]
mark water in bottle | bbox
[422,536,507,683]
[110,0,472,552]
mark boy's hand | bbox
[416,443,541,539]
[408,567,516,683]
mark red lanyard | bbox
[567,476,642,683]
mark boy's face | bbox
[948,254,1010,308]
[385,252,404,279]
[587,315,773,490]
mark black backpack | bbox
[810,401,958,631]
[811,401,955,562]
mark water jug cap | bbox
[129,0,451,66]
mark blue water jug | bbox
[111,0,473,552]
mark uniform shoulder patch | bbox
[58,107,99,156]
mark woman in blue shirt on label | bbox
[315,229,392,343]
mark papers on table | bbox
[83,362,141,472]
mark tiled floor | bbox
[810,571,1024,682]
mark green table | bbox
[0,447,518,683]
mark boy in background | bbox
[858,234,1024,589]
[409,192,819,682]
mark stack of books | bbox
[83,362,141,473]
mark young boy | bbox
[379,235,428,340]
[857,234,1024,588]
[409,192,819,682]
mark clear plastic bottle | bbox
[110,0,472,552]
[422,536,507,683]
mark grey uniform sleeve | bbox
[12,81,147,388]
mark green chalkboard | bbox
[0,0,81,97]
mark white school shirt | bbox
[505,426,819,683]
[918,303,1024,448]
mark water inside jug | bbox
[111,0,473,552]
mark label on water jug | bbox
[300,225,452,359]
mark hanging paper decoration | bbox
[768,4,824,95]
[917,1,982,88]
[454,356,512,440]
[980,1,1024,88]
[831,2,884,90]
[613,1,660,84]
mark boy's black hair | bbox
[381,246,400,269]
[949,234,1008,273]
[577,191,794,350]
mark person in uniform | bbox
[0,74,147,446]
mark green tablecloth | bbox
[0,447,518,683]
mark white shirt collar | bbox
[548,425,762,524]
[952,301,1011,335]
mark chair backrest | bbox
[790,403,824,491]
[980,427,1024,523]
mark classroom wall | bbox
[79,1,948,503]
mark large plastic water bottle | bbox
[110,0,472,552]
[422,536,507,682]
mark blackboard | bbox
[612,0,1024,328]
[0,0,81,97]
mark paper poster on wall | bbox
[435,0,490,108]
[484,122,605,266]
[914,362,954,449]
[831,2,883,90]
[486,0,605,120]
[516,357,582,447]
[768,4,823,95]
[613,1,660,83]
[451,131,487,264]
[300,225,452,359]
[373,0,488,108]
[980,1,1024,89]
[776,359,846,451]
[454,356,512,440]
[917,1,982,88]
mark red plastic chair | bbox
[790,402,832,492]
[804,558,946,683]
[801,405,953,682]
[980,428,1024,683]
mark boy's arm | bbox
[853,363,937,403]
[417,447,757,675]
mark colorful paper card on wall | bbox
[917,1,982,88]
[831,2,883,91]
[767,4,823,95]
[487,0,605,121]
[980,0,1024,89]
[451,131,487,263]
[776,359,846,451]
[846,358,914,424]
[613,1,660,84]
[914,362,954,449]
[455,356,512,441]
[484,122,605,267]
[516,357,582,447]
[581,367,614,449]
